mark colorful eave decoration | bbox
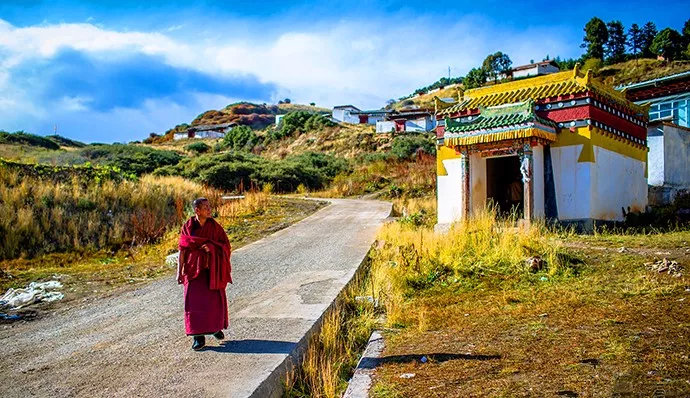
[436,65,648,148]
[444,100,557,147]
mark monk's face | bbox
[194,201,212,219]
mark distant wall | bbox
[663,124,690,188]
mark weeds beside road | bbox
[367,209,690,397]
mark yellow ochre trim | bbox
[552,126,648,165]
[443,128,557,147]
[436,145,461,176]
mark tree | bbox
[482,52,512,81]
[628,23,644,60]
[464,67,487,89]
[553,56,579,70]
[605,20,627,64]
[641,22,658,58]
[651,28,684,61]
[581,17,609,59]
[683,19,690,59]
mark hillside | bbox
[392,84,462,111]
[597,59,690,87]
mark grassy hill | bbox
[597,59,690,87]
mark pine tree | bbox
[628,23,644,60]
[581,17,609,60]
[605,20,627,64]
[641,22,658,58]
[651,28,684,61]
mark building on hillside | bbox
[618,70,690,204]
[351,109,391,125]
[434,66,649,231]
[376,109,436,133]
[332,105,361,124]
[174,122,236,140]
[497,60,560,80]
[275,114,286,126]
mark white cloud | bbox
[0,17,575,140]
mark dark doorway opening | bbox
[486,155,523,217]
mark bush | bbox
[155,150,349,193]
[390,135,435,159]
[80,144,182,176]
[272,111,336,141]
[185,141,210,154]
[0,131,60,150]
[221,125,258,151]
[46,135,86,148]
[200,162,256,191]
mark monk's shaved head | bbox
[192,197,209,209]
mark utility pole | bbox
[448,66,451,80]
[54,124,58,135]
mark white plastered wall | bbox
[591,146,648,220]
[437,157,464,224]
[550,145,593,220]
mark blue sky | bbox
[0,1,688,143]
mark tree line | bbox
[408,17,690,95]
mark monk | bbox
[177,197,232,350]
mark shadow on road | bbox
[205,339,297,354]
[359,352,501,369]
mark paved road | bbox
[0,199,391,398]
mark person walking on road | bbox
[177,197,233,350]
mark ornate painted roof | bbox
[443,100,557,147]
[437,66,647,117]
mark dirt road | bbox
[0,198,391,398]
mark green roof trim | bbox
[445,100,556,133]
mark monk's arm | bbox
[176,249,185,284]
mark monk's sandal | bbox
[192,336,205,350]
[213,331,225,340]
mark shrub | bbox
[0,131,60,150]
[46,135,86,148]
[79,144,182,175]
[272,111,336,141]
[390,135,435,159]
[221,125,258,151]
[185,141,210,154]
[200,162,256,191]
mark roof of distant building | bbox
[333,105,361,110]
[512,60,559,72]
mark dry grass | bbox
[368,215,690,397]
[314,154,435,199]
[284,270,380,398]
[0,168,207,260]
[0,196,325,303]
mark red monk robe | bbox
[178,216,232,335]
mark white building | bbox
[375,110,436,133]
[174,122,235,140]
[511,60,560,79]
[618,70,690,205]
[332,105,361,124]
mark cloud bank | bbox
[0,17,574,142]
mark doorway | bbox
[486,155,523,217]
